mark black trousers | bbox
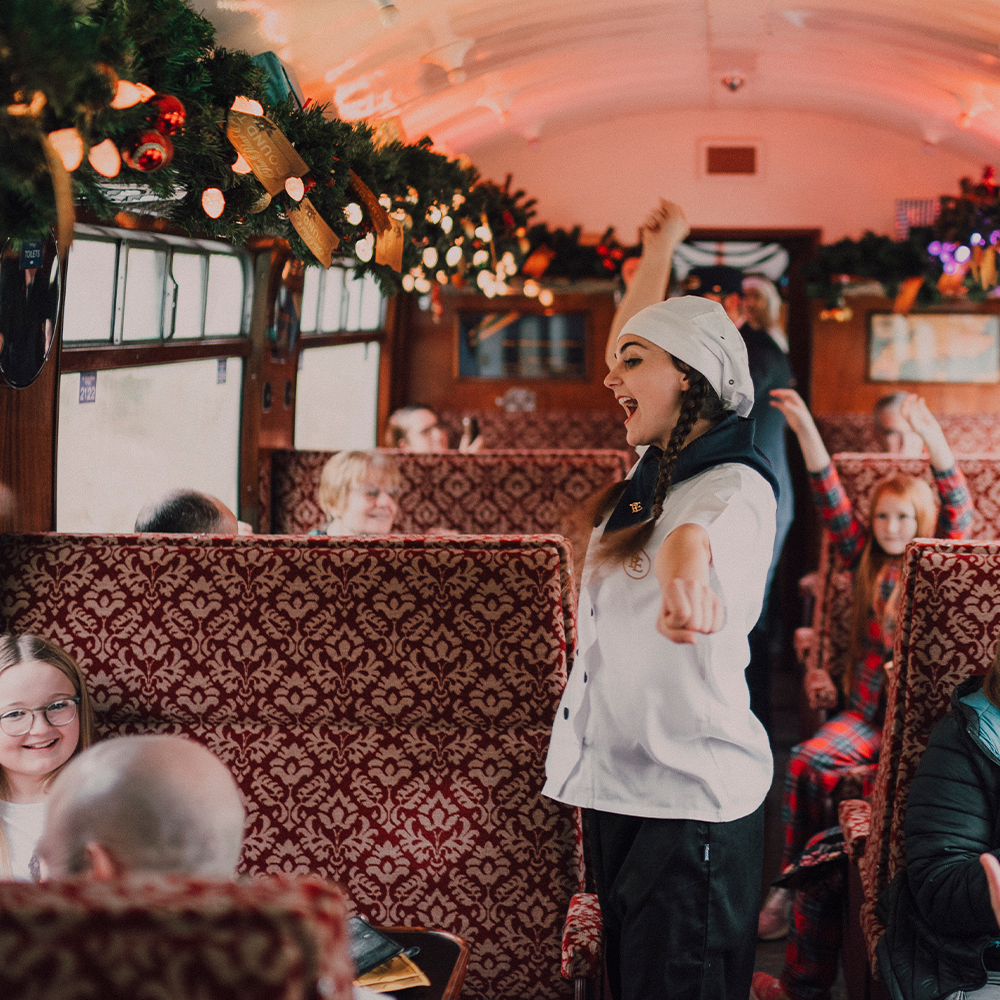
[586,803,765,1000]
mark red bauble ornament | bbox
[122,130,173,172]
[148,94,186,136]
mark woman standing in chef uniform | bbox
[544,293,777,1000]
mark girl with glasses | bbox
[0,634,95,880]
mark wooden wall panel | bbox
[393,287,621,417]
[810,296,1000,415]
[0,348,59,533]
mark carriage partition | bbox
[0,532,594,1000]
[436,409,630,454]
[260,448,632,535]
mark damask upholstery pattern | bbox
[0,533,586,1000]
[560,892,602,980]
[436,410,631,453]
[838,799,871,862]
[854,540,1000,970]
[815,414,1000,458]
[0,875,355,1000]
[263,449,631,535]
[809,455,1000,683]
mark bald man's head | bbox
[39,735,245,880]
[135,490,239,534]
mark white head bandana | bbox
[617,296,755,417]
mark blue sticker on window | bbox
[79,372,97,404]
[20,241,43,270]
[217,358,227,384]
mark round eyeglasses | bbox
[352,484,403,501]
[0,697,80,737]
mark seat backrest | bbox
[436,409,630,452]
[809,454,1000,681]
[0,875,354,1000]
[262,448,631,535]
[857,539,1000,966]
[0,532,582,1000]
[815,413,1000,458]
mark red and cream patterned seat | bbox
[815,413,1000,458]
[436,410,630,453]
[0,532,597,1000]
[260,449,631,535]
[838,539,1000,980]
[0,875,355,1000]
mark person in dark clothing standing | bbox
[877,661,1000,1000]
[684,264,795,734]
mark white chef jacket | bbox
[544,462,775,823]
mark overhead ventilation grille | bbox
[706,146,757,175]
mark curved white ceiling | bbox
[206,0,1000,159]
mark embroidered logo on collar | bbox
[629,501,643,514]
[623,550,651,580]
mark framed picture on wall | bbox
[868,312,1000,383]
[457,310,588,379]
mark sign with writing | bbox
[287,198,340,269]
[226,110,309,196]
[79,371,97,404]
[19,241,43,270]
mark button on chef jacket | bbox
[543,462,775,823]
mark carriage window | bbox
[56,357,242,532]
[294,341,380,450]
[170,253,206,339]
[320,268,345,331]
[299,265,385,335]
[205,254,245,337]
[299,267,321,334]
[122,248,166,341]
[63,227,250,344]
[62,239,118,343]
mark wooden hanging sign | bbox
[287,197,340,269]
[226,110,309,196]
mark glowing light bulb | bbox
[87,138,121,178]
[955,245,972,263]
[445,245,463,267]
[111,80,144,109]
[476,270,492,291]
[356,236,374,262]
[47,128,84,171]
[538,288,554,307]
[437,271,449,284]
[452,192,465,209]
[232,154,252,174]
[472,249,489,266]
[523,280,540,298]
[344,202,363,224]
[284,176,305,201]
[475,225,492,241]
[440,215,453,234]
[231,96,264,116]
[414,277,431,293]
[423,247,438,268]
[378,194,392,209]
[426,206,441,223]
[402,274,415,291]
[201,188,225,218]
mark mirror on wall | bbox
[0,236,61,389]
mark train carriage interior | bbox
[5,1,1000,998]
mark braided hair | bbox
[593,356,727,566]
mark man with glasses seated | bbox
[309,451,402,536]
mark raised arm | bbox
[653,522,726,644]
[605,200,690,369]
[769,388,831,472]
[900,395,973,538]
[771,388,868,566]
